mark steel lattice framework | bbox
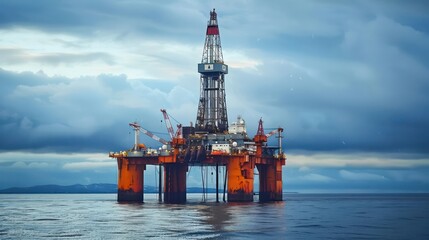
[196,9,228,133]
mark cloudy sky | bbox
[1,0,428,193]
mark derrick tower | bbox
[196,9,228,133]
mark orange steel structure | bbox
[109,9,286,203]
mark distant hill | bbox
[0,184,117,194]
[0,184,219,194]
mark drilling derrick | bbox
[196,8,228,133]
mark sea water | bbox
[0,193,428,239]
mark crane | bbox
[254,119,284,156]
[255,118,283,138]
[160,109,183,140]
[160,109,175,140]
[265,127,284,138]
[266,127,284,156]
[129,122,169,146]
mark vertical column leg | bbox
[257,160,283,202]
[117,158,145,202]
[257,164,274,202]
[158,164,162,202]
[257,164,269,202]
[227,156,254,202]
[274,160,283,201]
[164,163,187,203]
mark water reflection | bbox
[198,203,232,232]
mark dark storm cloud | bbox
[225,4,429,154]
[0,69,187,153]
[0,0,205,41]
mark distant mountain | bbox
[0,184,219,194]
[187,187,219,193]
[0,184,117,194]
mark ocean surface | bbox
[0,193,428,239]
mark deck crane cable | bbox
[160,108,184,141]
[160,109,175,140]
[129,122,169,145]
[150,131,170,136]
[168,112,181,125]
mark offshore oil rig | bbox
[109,9,286,203]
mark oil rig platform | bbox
[109,9,286,203]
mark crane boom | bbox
[129,122,169,145]
[265,128,283,138]
[160,109,175,140]
[139,127,169,145]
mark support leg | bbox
[117,158,145,202]
[158,164,162,202]
[227,156,254,202]
[257,160,283,202]
[164,163,188,203]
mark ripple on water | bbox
[0,193,428,239]
[34,218,61,221]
